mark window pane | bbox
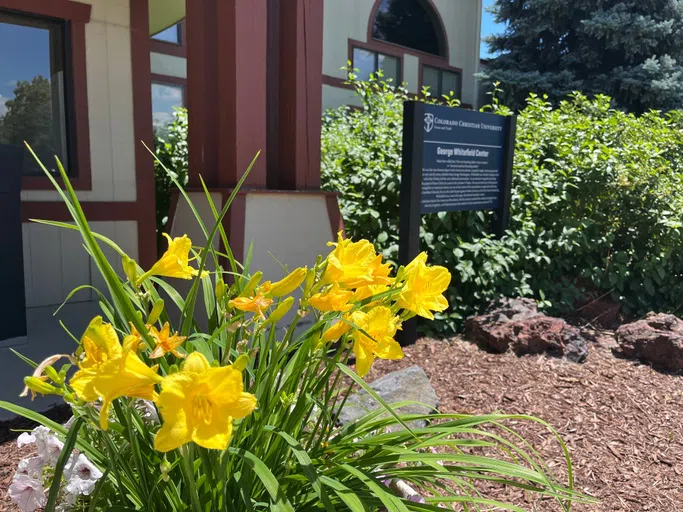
[152,83,184,134]
[422,66,440,95]
[352,48,376,81]
[0,13,68,175]
[152,24,180,44]
[372,0,444,56]
[378,54,400,84]
[441,70,461,97]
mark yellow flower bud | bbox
[267,268,307,297]
[303,268,316,297]
[216,279,226,301]
[240,272,263,297]
[122,255,138,285]
[147,299,165,325]
[43,366,63,385]
[233,354,250,371]
[266,296,295,325]
[23,377,63,400]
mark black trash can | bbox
[0,144,27,340]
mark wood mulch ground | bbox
[1,336,681,511]
[367,334,683,511]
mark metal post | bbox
[398,101,425,346]
[493,115,517,238]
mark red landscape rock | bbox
[465,298,589,362]
[615,313,683,371]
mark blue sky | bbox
[481,0,502,59]
[0,22,52,115]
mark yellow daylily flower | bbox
[351,284,392,304]
[149,322,187,359]
[122,323,145,353]
[309,283,354,312]
[396,252,451,320]
[141,233,209,282]
[322,233,392,288]
[321,318,352,343]
[154,353,257,452]
[69,317,162,430]
[78,317,123,370]
[261,267,307,297]
[229,294,274,319]
[350,306,403,377]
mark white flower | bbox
[17,426,64,465]
[16,456,45,479]
[65,454,103,496]
[16,432,36,448]
[8,474,46,512]
[36,434,64,466]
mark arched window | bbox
[371,0,446,57]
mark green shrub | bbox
[322,78,683,336]
[154,108,189,250]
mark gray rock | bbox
[338,366,439,429]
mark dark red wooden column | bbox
[185,0,268,188]
[269,0,324,190]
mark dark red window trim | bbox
[151,73,187,89]
[0,0,90,23]
[150,20,187,58]
[0,0,92,191]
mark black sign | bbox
[0,145,27,341]
[421,104,507,213]
[398,102,517,346]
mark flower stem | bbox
[180,445,203,512]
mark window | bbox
[152,23,181,44]
[422,65,461,98]
[151,82,185,133]
[352,47,401,84]
[372,0,446,57]
[0,11,70,175]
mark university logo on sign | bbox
[424,113,434,133]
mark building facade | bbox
[323,0,483,110]
[148,0,484,125]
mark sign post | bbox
[399,101,517,345]
[0,145,27,341]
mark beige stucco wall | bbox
[243,193,333,280]
[168,192,223,252]
[22,220,138,308]
[322,0,482,111]
[20,0,140,308]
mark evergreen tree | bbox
[482,0,683,112]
